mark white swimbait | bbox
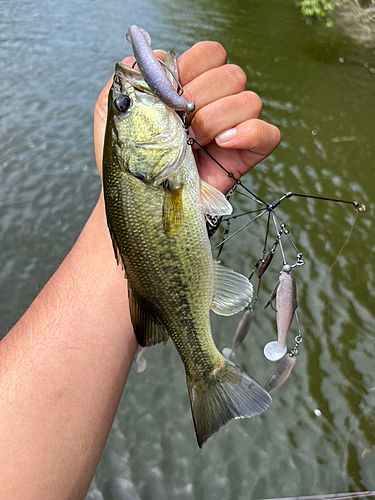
[264,264,297,361]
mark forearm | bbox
[0,193,136,500]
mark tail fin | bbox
[187,357,272,448]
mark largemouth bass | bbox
[103,58,271,447]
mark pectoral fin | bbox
[162,184,184,237]
[129,289,168,347]
[200,180,233,217]
[211,261,253,316]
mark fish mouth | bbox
[115,62,153,96]
[115,61,141,79]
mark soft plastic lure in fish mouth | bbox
[126,25,195,115]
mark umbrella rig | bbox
[189,136,365,395]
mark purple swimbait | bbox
[126,25,195,113]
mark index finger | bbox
[177,41,227,87]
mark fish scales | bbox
[103,60,271,447]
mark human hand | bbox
[94,41,281,193]
[178,41,281,193]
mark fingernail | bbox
[215,127,237,145]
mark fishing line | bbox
[212,210,267,251]
[247,212,273,302]
[157,58,185,96]
[186,137,266,205]
[271,213,287,264]
[222,207,267,221]
[260,490,375,500]
[328,210,359,274]
[272,211,304,261]
[235,188,266,206]
[263,210,272,258]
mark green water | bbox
[1,0,374,498]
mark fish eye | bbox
[114,95,131,114]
